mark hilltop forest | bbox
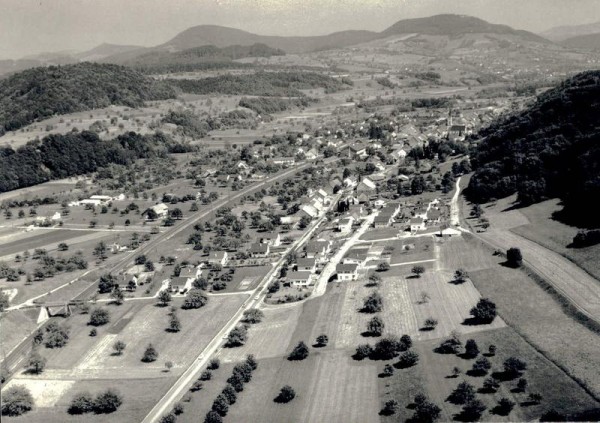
[0,63,177,135]
[468,70,600,227]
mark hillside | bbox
[562,33,600,51]
[168,71,352,97]
[0,62,176,135]
[468,70,600,227]
[75,43,142,61]
[121,43,285,73]
[381,14,547,43]
[541,21,600,42]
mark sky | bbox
[1,0,599,59]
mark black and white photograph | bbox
[1,0,600,421]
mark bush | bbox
[448,381,476,405]
[362,291,383,313]
[377,262,390,272]
[1,385,34,416]
[181,289,208,309]
[89,307,110,326]
[208,358,220,370]
[469,298,497,324]
[288,341,309,361]
[464,339,479,358]
[397,350,419,368]
[242,308,264,324]
[572,230,600,248]
[506,247,523,267]
[274,385,296,403]
[222,384,237,405]
[204,410,223,423]
[68,392,95,414]
[411,265,425,277]
[380,399,399,416]
[372,336,401,360]
[211,394,229,416]
[200,370,212,381]
[93,389,123,414]
[142,344,158,362]
[225,326,248,347]
[354,343,373,360]
[437,333,462,354]
[503,357,527,377]
[316,334,329,346]
[470,356,491,376]
[494,398,516,416]
[367,316,385,336]
[461,399,486,420]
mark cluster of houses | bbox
[286,239,332,288]
[68,194,126,207]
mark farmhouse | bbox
[142,203,169,219]
[356,178,376,194]
[410,217,426,232]
[118,274,138,291]
[296,257,317,272]
[180,265,202,280]
[305,240,330,260]
[338,217,354,233]
[170,276,189,294]
[271,157,295,166]
[249,243,270,258]
[260,232,281,247]
[336,263,359,281]
[208,251,228,267]
[342,248,369,266]
[287,271,313,288]
[427,208,442,224]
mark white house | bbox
[338,217,354,233]
[296,257,317,272]
[356,178,377,194]
[287,271,313,288]
[249,243,270,258]
[143,203,169,219]
[208,251,228,267]
[260,232,281,247]
[410,217,426,232]
[272,157,295,166]
[170,276,189,293]
[336,263,359,281]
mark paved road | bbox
[141,191,336,423]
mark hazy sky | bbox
[1,0,599,59]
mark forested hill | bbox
[468,70,600,227]
[0,62,176,135]
[168,72,352,97]
[0,131,189,193]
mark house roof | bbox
[410,217,424,224]
[209,251,227,260]
[336,263,359,273]
[297,257,316,267]
[306,241,328,253]
[249,243,269,253]
[171,276,189,286]
[287,271,312,281]
[359,178,376,190]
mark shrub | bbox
[506,247,523,267]
[503,357,527,377]
[208,358,220,370]
[362,291,383,313]
[89,307,110,326]
[68,392,94,414]
[354,343,373,360]
[448,381,476,405]
[1,385,34,416]
[225,326,248,347]
[242,308,264,324]
[316,334,329,346]
[397,350,419,368]
[142,344,158,362]
[367,316,385,336]
[274,385,296,403]
[181,289,208,309]
[288,341,309,361]
[469,298,497,324]
[380,399,399,416]
[93,389,123,414]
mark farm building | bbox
[170,277,189,293]
[271,157,295,165]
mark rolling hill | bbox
[562,33,600,51]
[541,21,600,42]
[0,62,176,135]
[100,14,549,63]
[468,70,600,227]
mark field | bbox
[509,198,600,281]
[381,327,599,423]
[460,235,600,397]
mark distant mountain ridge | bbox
[562,33,600,51]
[100,14,549,63]
[541,21,600,42]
